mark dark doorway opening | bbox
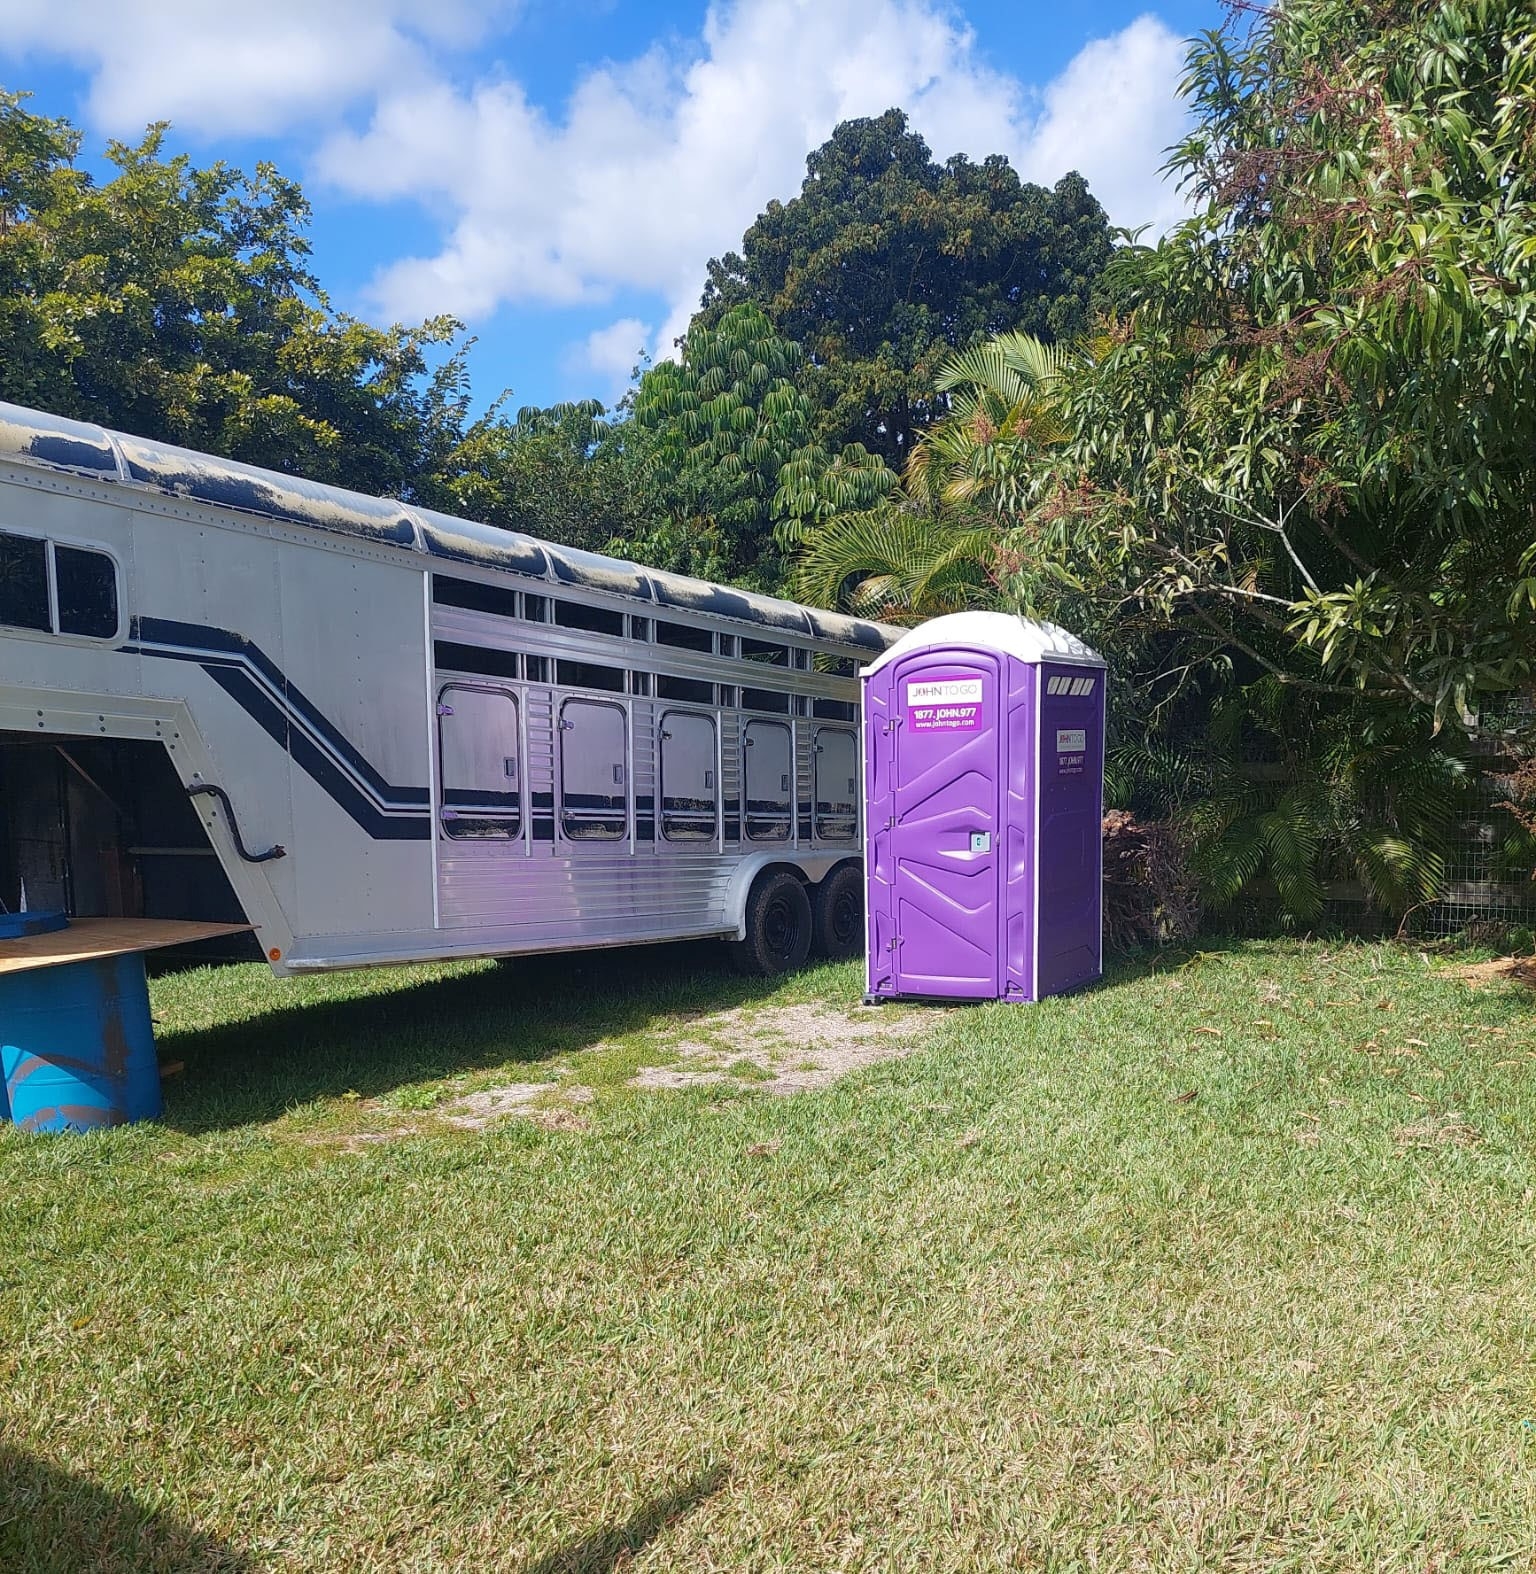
[0,734,255,961]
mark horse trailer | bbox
[0,401,901,976]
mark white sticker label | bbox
[905,677,982,705]
[1056,728,1086,752]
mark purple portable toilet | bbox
[862,612,1106,1004]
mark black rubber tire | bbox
[812,863,864,961]
[731,871,813,976]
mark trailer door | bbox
[742,720,793,843]
[438,685,521,841]
[659,710,718,843]
[558,698,628,842]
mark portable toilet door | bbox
[863,611,1106,1004]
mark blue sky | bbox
[0,0,1227,416]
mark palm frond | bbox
[791,505,997,623]
[934,332,1072,401]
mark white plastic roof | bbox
[863,610,1106,676]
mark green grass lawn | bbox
[3,939,1536,1571]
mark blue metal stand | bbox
[1,918,163,1134]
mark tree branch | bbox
[1183,602,1393,699]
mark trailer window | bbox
[557,659,625,694]
[432,576,519,619]
[743,720,793,843]
[435,641,521,681]
[56,546,120,638]
[0,532,49,632]
[560,699,627,841]
[0,532,119,640]
[741,687,790,714]
[813,698,857,722]
[438,685,521,840]
[656,620,713,653]
[657,674,713,705]
[814,728,858,841]
[660,711,717,842]
[554,599,625,637]
[742,638,788,667]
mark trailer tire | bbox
[812,863,864,961]
[731,871,813,977]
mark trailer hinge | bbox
[187,782,287,863]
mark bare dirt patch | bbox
[297,1125,423,1154]
[527,1107,592,1133]
[1452,955,1536,991]
[441,1083,549,1128]
[1393,1111,1482,1149]
[290,1003,934,1148]
[440,1081,593,1130]
[629,1000,933,1095]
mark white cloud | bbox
[0,0,1193,350]
[312,0,1190,345]
[569,317,653,404]
[1014,14,1191,237]
[0,0,504,137]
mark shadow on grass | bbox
[0,1446,250,1574]
[158,943,793,1134]
[156,933,1468,1137]
[519,1465,729,1574]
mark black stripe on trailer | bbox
[122,617,431,841]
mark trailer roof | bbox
[0,400,899,656]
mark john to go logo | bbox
[906,677,983,705]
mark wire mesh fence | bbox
[1407,732,1536,939]
[1334,716,1536,941]
[1194,709,1536,941]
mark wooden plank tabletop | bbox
[0,918,254,976]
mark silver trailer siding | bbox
[0,402,897,974]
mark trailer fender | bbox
[721,850,853,940]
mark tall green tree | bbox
[434,399,665,555]
[905,330,1080,514]
[631,302,893,586]
[0,92,466,498]
[700,110,1114,463]
[1006,0,1536,731]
